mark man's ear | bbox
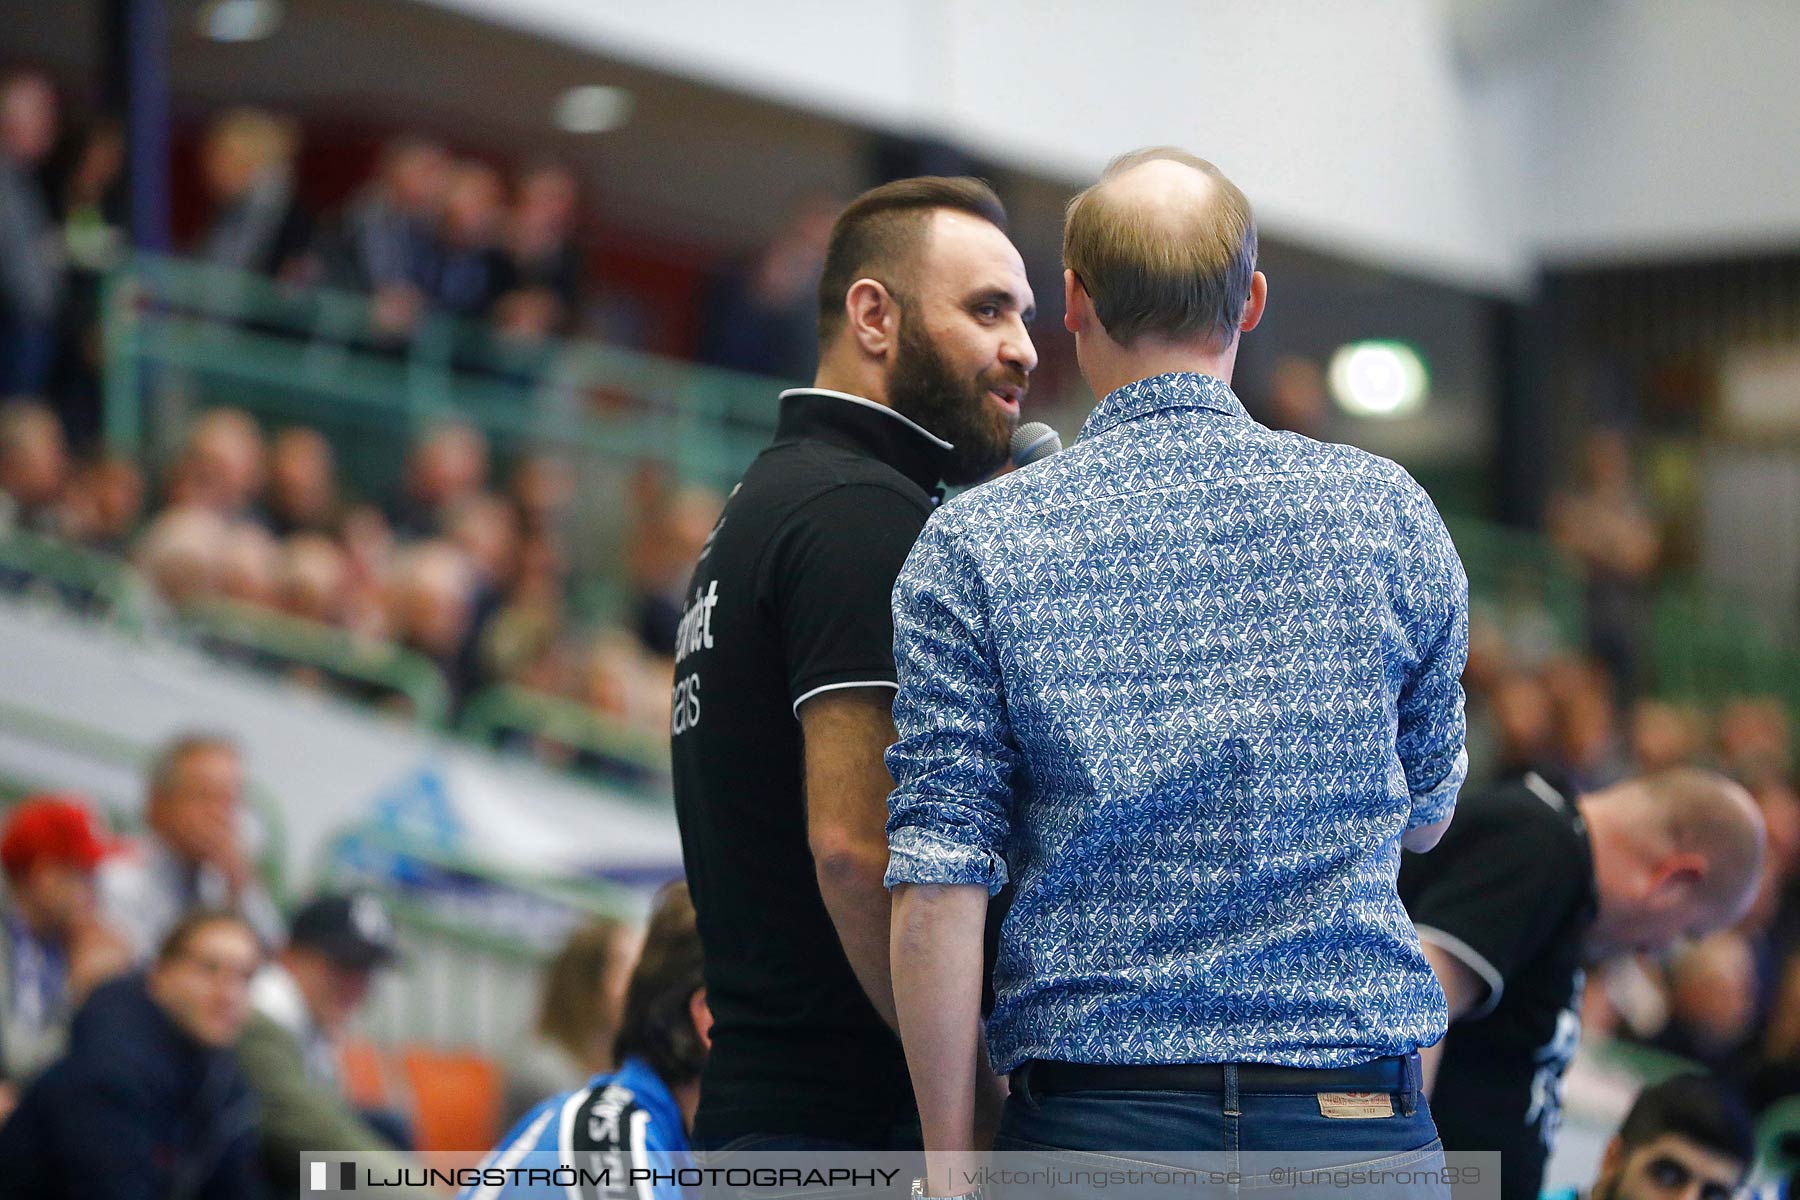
[688,987,714,1052]
[844,278,899,358]
[1649,851,1707,907]
[1240,270,1268,334]
[1063,268,1087,335]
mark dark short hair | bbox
[816,176,1007,344]
[612,882,705,1086]
[1616,1074,1754,1173]
[156,907,258,967]
[1063,146,1257,350]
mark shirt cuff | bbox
[1406,746,1467,830]
[884,824,1009,895]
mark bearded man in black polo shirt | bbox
[670,177,1037,1150]
[1399,767,1765,1200]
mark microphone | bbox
[1010,422,1062,468]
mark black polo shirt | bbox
[671,387,950,1146]
[1398,773,1598,1200]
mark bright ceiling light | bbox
[554,86,634,135]
[197,0,283,42]
[1328,341,1430,418]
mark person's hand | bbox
[67,922,132,1003]
[189,805,253,895]
[0,1081,19,1127]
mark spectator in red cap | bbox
[0,796,131,1114]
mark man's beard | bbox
[887,315,1022,486]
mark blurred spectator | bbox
[1543,1073,1753,1200]
[1550,430,1661,700]
[134,505,228,609]
[238,892,431,1198]
[1261,353,1329,439]
[474,883,709,1200]
[1647,932,1763,1077]
[277,532,349,625]
[449,491,522,595]
[1401,767,1766,1200]
[215,521,281,609]
[387,539,479,705]
[493,163,583,340]
[170,407,267,520]
[434,160,510,322]
[263,425,339,537]
[1547,656,1629,791]
[1717,695,1790,782]
[448,491,522,687]
[0,397,68,533]
[1,797,130,1093]
[1629,699,1710,775]
[391,421,488,540]
[326,136,451,338]
[55,118,124,277]
[0,909,265,1200]
[482,532,567,686]
[50,117,124,446]
[1483,672,1569,791]
[60,453,143,553]
[581,630,669,739]
[338,503,397,637]
[509,452,573,539]
[500,914,633,1128]
[626,483,721,661]
[697,192,836,380]
[98,733,283,960]
[0,71,65,396]
[198,108,314,282]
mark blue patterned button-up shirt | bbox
[885,372,1468,1072]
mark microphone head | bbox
[1010,422,1062,468]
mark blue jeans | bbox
[995,1059,1447,1198]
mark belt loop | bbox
[1397,1053,1418,1117]
[1223,1063,1241,1117]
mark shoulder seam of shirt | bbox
[750,478,934,600]
[1415,924,1506,1020]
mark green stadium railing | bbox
[179,596,452,727]
[458,685,669,792]
[101,256,789,501]
[0,525,151,631]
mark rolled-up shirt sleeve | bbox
[1392,478,1471,830]
[885,510,1017,894]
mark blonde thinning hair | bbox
[1063,146,1257,350]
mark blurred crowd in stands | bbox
[0,730,664,1196]
[0,67,834,453]
[0,390,710,752]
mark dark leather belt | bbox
[1014,1053,1418,1097]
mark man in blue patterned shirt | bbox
[886,148,1469,1179]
